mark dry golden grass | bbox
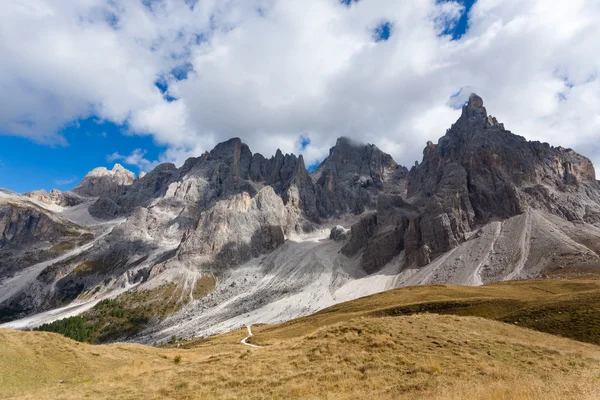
[240,279,600,345]
[2,279,600,399]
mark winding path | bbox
[240,325,262,348]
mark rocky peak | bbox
[111,163,132,175]
[468,93,484,108]
[84,164,135,180]
[73,164,136,197]
[81,136,407,230]
[455,92,489,129]
[403,96,600,266]
[205,137,253,166]
[23,189,83,208]
[248,147,319,223]
[312,137,407,217]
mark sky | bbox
[1,0,599,193]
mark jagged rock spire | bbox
[468,93,484,108]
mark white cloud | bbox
[55,177,77,185]
[107,148,158,172]
[1,0,600,170]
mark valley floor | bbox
[1,279,600,399]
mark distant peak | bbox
[468,93,484,108]
[85,164,135,178]
[112,163,128,173]
[456,92,488,127]
[73,163,136,196]
[210,137,246,157]
[335,136,364,148]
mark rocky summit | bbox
[1,94,599,343]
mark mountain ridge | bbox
[1,93,599,344]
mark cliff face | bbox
[73,164,136,198]
[85,137,402,235]
[403,93,600,265]
[24,189,83,208]
[0,190,91,289]
[338,94,600,274]
[312,137,408,217]
[0,190,87,248]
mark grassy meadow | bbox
[1,279,600,399]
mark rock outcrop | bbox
[330,225,349,241]
[176,186,287,269]
[335,94,600,273]
[342,194,419,273]
[24,189,83,208]
[404,93,600,265]
[312,137,408,217]
[0,204,77,248]
[341,212,378,257]
[0,190,90,283]
[73,164,136,197]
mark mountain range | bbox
[1,93,599,343]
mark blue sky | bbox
[0,120,165,193]
[442,0,475,39]
[1,0,598,194]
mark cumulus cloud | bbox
[107,148,158,172]
[1,0,600,169]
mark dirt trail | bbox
[241,325,261,348]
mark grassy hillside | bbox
[241,279,600,346]
[36,274,216,343]
[1,279,600,399]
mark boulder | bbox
[330,225,349,241]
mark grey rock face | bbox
[344,194,418,273]
[0,191,90,285]
[88,163,179,219]
[24,189,83,207]
[0,192,85,248]
[361,227,405,274]
[342,212,378,257]
[330,225,349,241]
[312,137,408,217]
[0,206,68,247]
[404,93,600,265]
[73,164,136,197]
[177,186,287,270]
